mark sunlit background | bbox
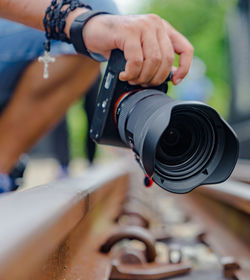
[27,0,250,186]
[114,0,143,13]
[68,0,250,157]
[68,0,239,156]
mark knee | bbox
[18,54,100,101]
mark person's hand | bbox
[82,14,194,86]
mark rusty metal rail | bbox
[0,159,249,280]
[0,160,131,280]
[172,161,250,279]
[197,180,250,214]
[231,159,250,184]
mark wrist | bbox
[65,7,90,38]
[82,14,117,54]
[70,11,112,61]
[82,14,109,51]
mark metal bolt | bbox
[102,100,107,108]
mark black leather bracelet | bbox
[70,11,110,61]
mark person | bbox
[0,0,194,192]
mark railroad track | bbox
[0,158,249,280]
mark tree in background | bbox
[141,0,236,117]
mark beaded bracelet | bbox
[39,0,92,79]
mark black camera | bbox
[90,49,239,194]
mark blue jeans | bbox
[0,0,119,108]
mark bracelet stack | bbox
[40,0,110,79]
[43,0,92,51]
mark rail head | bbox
[198,179,250,214]
[0,159,133,280]
[231,159,250,184]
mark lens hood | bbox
[118,89,239,194]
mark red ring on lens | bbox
[113,91,136,125]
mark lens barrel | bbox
[116,89,238,193]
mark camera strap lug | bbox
[134,153,154,188]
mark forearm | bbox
[0,1,194,86]
[0,0,88,35]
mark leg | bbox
[0,54,100,173]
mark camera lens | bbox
[155,109,216,180]
[156,115,197,165]
[116,89,238,193]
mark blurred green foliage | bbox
[67,100,87,159]
[141,0,236,117]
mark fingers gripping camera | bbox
[90,50,239,194]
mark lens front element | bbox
[156,108,216,180]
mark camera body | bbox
[90,49,239,194]
[90,49,170,147]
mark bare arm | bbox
[0,0,87,30]
[0,0,193,85]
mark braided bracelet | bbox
[44,0,92,48]
[39,0,92,79]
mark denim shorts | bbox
[0,0,119,109]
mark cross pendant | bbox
[38,51,56,79]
